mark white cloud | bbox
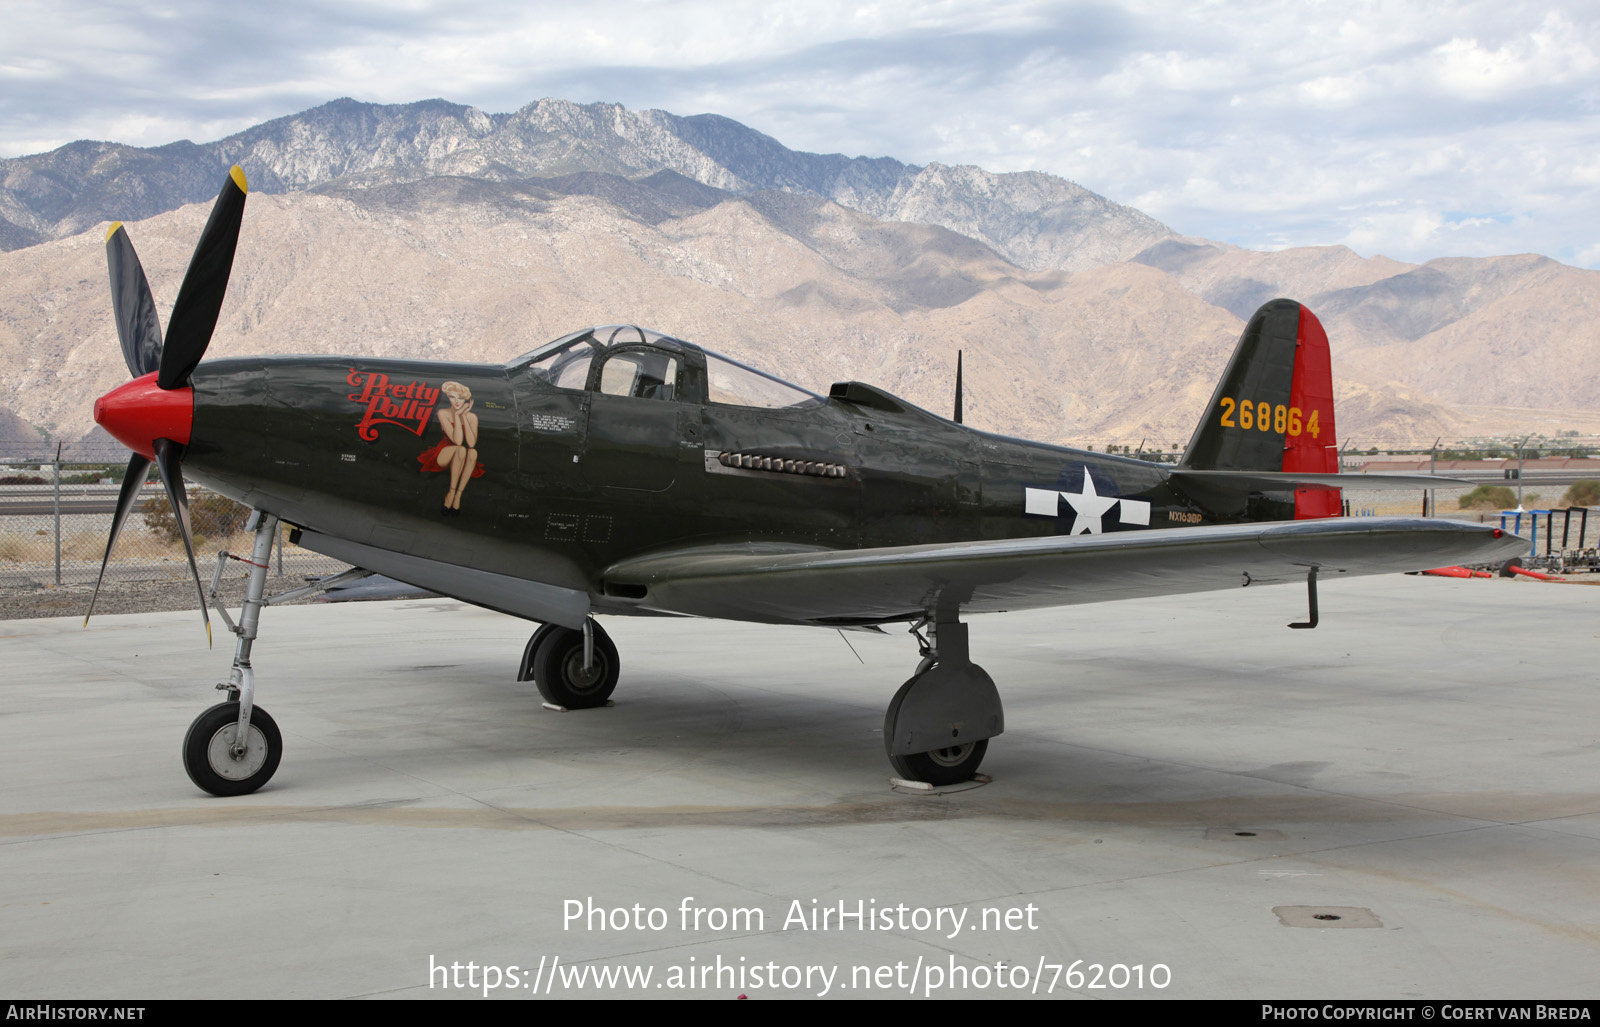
[2,0,1599,267]
[1429,12,1598,97]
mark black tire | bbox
[183,701,282,797]
[531,623,619,709]
[888,739,988,786]
[516,623,560,681]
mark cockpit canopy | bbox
[511,325,822,410]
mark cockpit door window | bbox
[596,349,681,402]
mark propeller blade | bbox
[152,437,212,646]
[105,223,164,378]
[158,165,248,391]
[84,453,154,626]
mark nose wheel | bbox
[183,701,282,796]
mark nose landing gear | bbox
[182,510,282,796]
[180,511,377,796]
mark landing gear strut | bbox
[519,618,619,709]
[183,510,282,796]
[883,615,1004,785]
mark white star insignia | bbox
[1061,468,1118,534]
[1024,471,1152,533]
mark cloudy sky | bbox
[5,0,1598,267]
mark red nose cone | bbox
[93,372,193,460]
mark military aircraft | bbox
[86,167,1524,796]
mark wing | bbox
[295,529,591,628]
[603,518,1525,625]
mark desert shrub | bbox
[1560,480,1600,507]
[143,490,251,544]
[1458,485,1516,510]
[0,474,46,485]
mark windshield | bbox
[511,325,669,366]
[511,327,821,409]
[521,333,603,390]
[703,350,821,409]
[515,326,673,392]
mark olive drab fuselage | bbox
[182,328,1259,611]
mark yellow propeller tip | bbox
[105,222,123,243]
[229,165,248,194]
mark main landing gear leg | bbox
[883,615,1004,786]
[518,618,619,709]
[183,511,283,796]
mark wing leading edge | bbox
[604,518,1526,626]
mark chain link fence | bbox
[0,442,347,591]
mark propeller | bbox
[105,224,162,377]
[160,166,248,390]
[152,438,210,645]
[86,165,249,641]
[83,452,151,625]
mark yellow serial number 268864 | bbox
[1218,397,1321,438]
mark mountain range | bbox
[1,97,1596,450]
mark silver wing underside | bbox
[298,518,1522,628]
[602,518,1525,625]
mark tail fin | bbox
[1180,299,1340,519]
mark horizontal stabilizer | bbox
[1171,470,1474,493]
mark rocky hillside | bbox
[1133,240,1600,422]
[0,98,1173,272]
[3,97,1597,450]
[0,406,40,445]
[0,181,1454,449]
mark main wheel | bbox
[888,739,988,786]
[883,666,994,786]
[183,701,282,796]
[516,623,560,681]
[531,622,619,709]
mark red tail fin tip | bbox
[1284,305,1340,519]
